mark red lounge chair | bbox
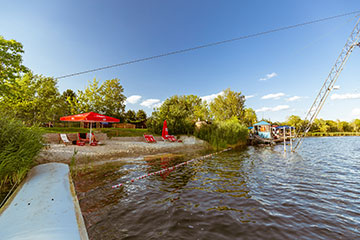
[76,140,85,146]
[78,133,89,143]
[77,133,98,146]
[144,134,157,143]
[167,135,182,142]
[87,133,99,146]
[167,135,177,142]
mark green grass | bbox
[307,132,360,137]
[40,127,90,133]
[40,127,154,137]
[1,117,43,204]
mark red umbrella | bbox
[60,112,120,144]
[162,120,169,140]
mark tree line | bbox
[147,88,257,135]
[0,36,147,126]
[273,115,360,133]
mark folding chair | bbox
[167,135,177,142]
[144,134,157,143]
[59,134,72,145]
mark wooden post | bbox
[290,127,293,152]
[283,127,286,152]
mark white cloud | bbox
[352,108,360,117]
[245,95,255,99]
[259,72,277,81]
[331,93,360,100]
[255,105,290,113]
[153,101,163,109]
[287,96,301,102]
[140,99,161,108]
[261,92,285,100]
[126,95,142,104]
[200,91,224,102]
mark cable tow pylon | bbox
[293,16,360,152]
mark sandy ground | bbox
[36,136,210,165]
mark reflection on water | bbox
[78,137,360,239]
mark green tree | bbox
[0,73,60,125]
[326,120,337,132]
[351,119,360,132]
[75,78,103,113]
[314,118,329,132]
[194,101,210,121]
[100,78,126,119]
[243,108,257,127]
[148,95,203,134]
[61,89,78,115]
[136,109,147,121]
[335,120,352,132]
[74,78,126,119]
[209,88,245,122]
[0,36,29,93]
[286,115,304,130]
[125,110,136,122]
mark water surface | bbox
[80,137,360,239]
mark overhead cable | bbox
[56,10,360,79]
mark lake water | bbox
[82,137,360,239]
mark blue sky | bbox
[1,0,360,121]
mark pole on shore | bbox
[283,127,286,153]
[290,127,293,152]
[89,122,92,145]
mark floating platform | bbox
[0,163,88,240]
[248,134,275,145]
[248,134,293,146]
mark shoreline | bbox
[36,135,211,165]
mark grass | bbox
[0,117,43,205]
[307,132,360,137]
[40,127,155,137]
[40,127,90,133]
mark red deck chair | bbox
[78,133,88,143]
[167,135,177,142]
[144,134,157,143]
[88,133,98,146]
[77,133,98,146]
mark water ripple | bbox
[83,137,360,239]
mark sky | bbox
[1,0,360,122]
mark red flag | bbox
[162,120,169,139]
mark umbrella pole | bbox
[89,122,92,144]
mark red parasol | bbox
[162,120,169,140]
[60,112,120,123]
[60,112,120,144]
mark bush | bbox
[0,117,43,189]
[147,116,195,135]
[195,117,248,149]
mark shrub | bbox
[195,117,248,149]
[0,117,43,190]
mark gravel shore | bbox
[36,136,210,165]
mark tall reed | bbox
[195,118,248,150]
[0,117,43,190]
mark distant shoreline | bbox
[306,132,360,137]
